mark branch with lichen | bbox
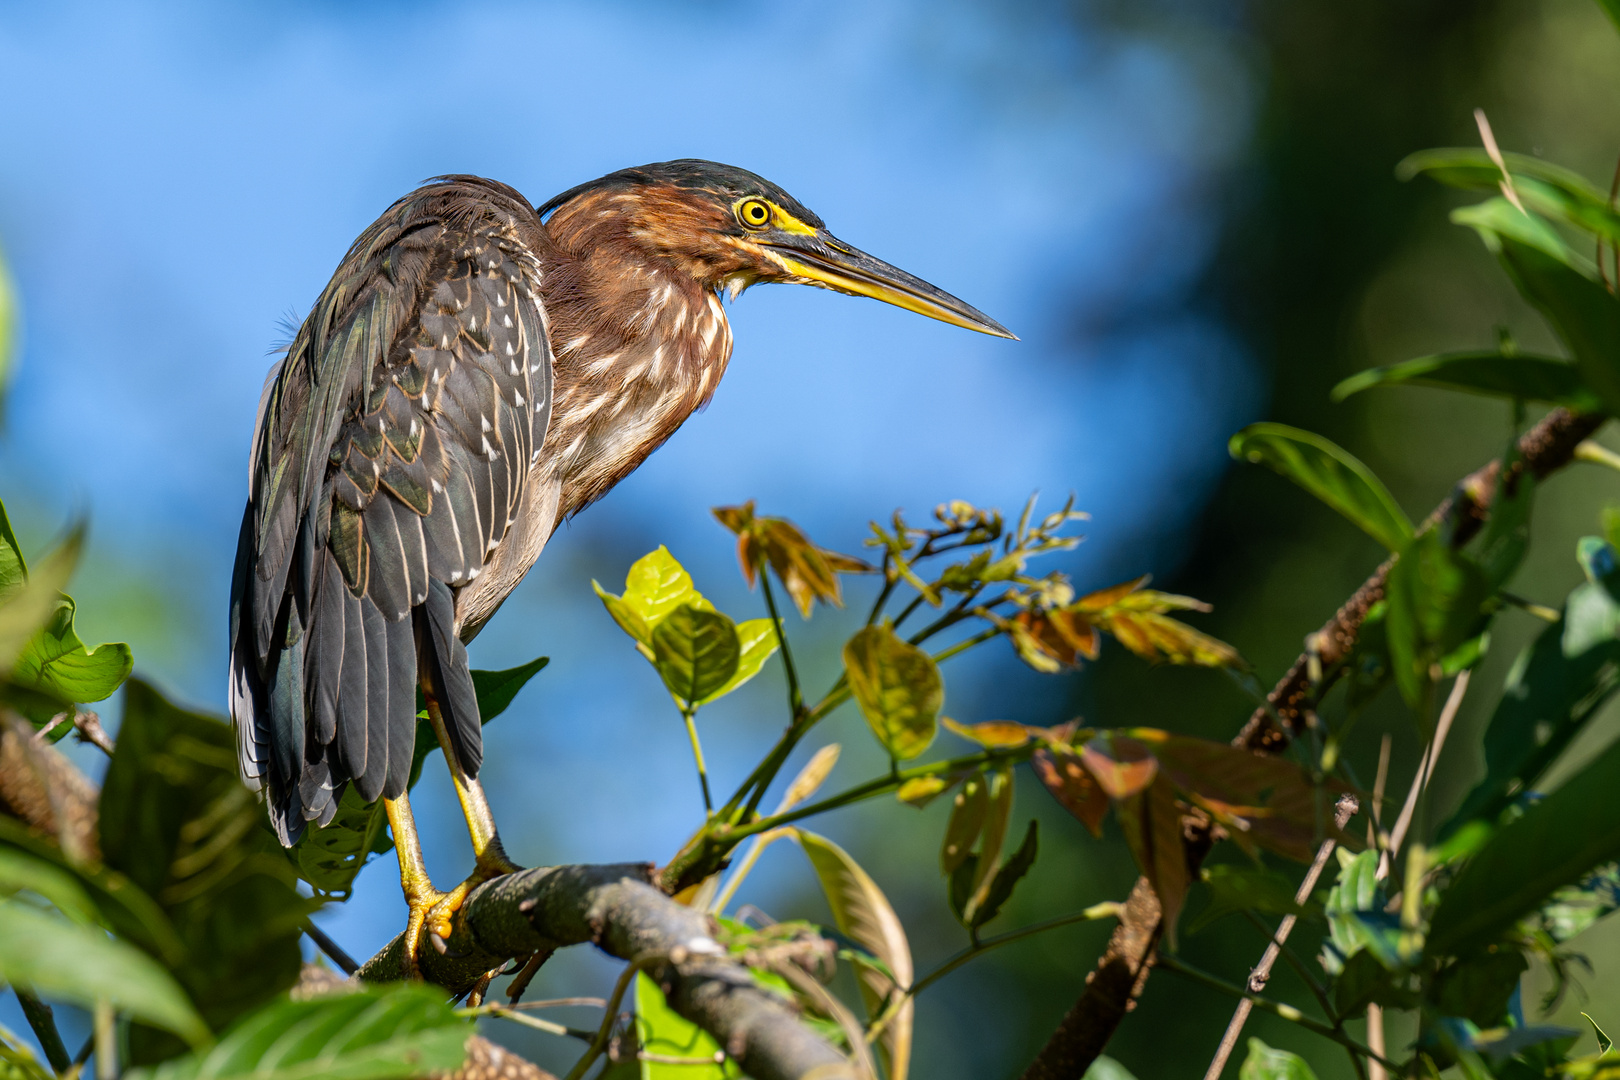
[356,863,856,1080]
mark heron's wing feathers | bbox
[230,177,554,843]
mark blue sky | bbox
[0,0,1258,1069]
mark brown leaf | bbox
[1133,728,1358,863]
[941,717,1036,748]
[1079,733,1159,801]
[1031,747,1108,837]
[1073,575,1151,612]
[1095,609,1243,668]
[1010,608,1101,672]
[1116,773,1190,945]
[713,502,872,617]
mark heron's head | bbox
[538,159,1014,339]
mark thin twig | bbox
[1203,796,1358,1080]
[1385,669,1470,876]
[511,997,607,1012]
[14,988,71,1073]
[1160,955,1400,1073]
[72,713,114,757]
[303,919,359,976]
[505,949,554,1005]
[562,955,661,1080]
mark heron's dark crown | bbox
[536,159,823,230]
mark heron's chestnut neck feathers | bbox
[538,185,737,519]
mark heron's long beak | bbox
[766,234,1017,339]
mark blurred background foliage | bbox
[3,0,1620,1076]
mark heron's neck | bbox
[538,236,735,519]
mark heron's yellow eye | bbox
[738,199,771,229]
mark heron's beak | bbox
[765,233,1017,339]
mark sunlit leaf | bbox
[652,604,741,706]
[1031,747,1109,837]
[624,546,712,623]
[0,846,99,925]
[940,773,988,873]
[0,526,81,674]
[961,766,1015,927]
[1331,351,1598,409]
[795,829,913,1080]
[0,500,25,596]
[126,983,469,1080]
[941,717,1036,748]
[777,744,840,812]
[0,899,208,1045]
[0,241,16,417]
[633,972,737,1080]
[1429,733,1620,957]
[1401,148,1620,242]
[843,623,941,761]
[1117,774,1189,945]
[897,774,957,808]
[9,595,132,723]
[1010,608,1100,671]
[1586,1013,1614,1056]
[1080,733,1159,801]
[695,618,777,706]
[1229,423,1414,552]
[1456,197,1620,414]
[1238,1038,1320,1080]
[1082,1059,1140,1080]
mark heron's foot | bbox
[424,849,523,941]
[402,881,450,979]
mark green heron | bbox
[229,160,1013,964]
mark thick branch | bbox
[356,864,854,1080]
[1020,407,1605,1080]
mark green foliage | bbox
[843,623,942,761]
[102,680,317,1053]
[1239,1039,1320,1080]
[653,604,742,706]
[633,973,738,1080]
[1330,351,1600,409]
[1185,864,1316,937]
[1228,422,1413,552]
[126,985,469,1080]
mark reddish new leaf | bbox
[1032,747,1109,837]
[1117,773,1190,945]
[1080,733,1159,801]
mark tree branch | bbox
[1019,406,1606,1080]
[356,863,856,1080]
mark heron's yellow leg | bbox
[422,691,522,940]
[383,793,445,976]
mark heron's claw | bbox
[424,849,522,944]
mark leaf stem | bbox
[562,955,662,1080]
[759,571,802,716]
[681,706,714,815]
[14,988,71,1074]
[1158,955,1399,1073]
[455,1003,592,1040]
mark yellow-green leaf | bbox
[962,766,1015,925]
[795,830,913,1080]
[625,546,712,625]
[0,527,82,674]
[634,972,738,1079]
[652,604,741,706]
[694,617,778,706]
[592,579,652,649]
[941,773,988,872]
[843,623,942,761]
[1229,423,1413,552]
[942,717,1036,748]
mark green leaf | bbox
[972,819,1038,928]
[1238,1038,1320,1080]
[624,547,712,625]
[1333,949,1417,1017]
[469,656,549,723]
[1386,527,1492,708]
[1228,423,1413,552]
[1082,1059,1140,1080]
[1434,950,1529,1028]
[1584,1012,1614,1055]
[695,618,778,706]
[1442,549,1620,836]
[0,899,208,1045]
[0,500,25,597]
[843,623,942,761]
[1456,197,1620,414]
[0,846,99,924]
[794,829,913,1080]
[0,526,81,673]
[940,772,988,873]
[633,972,738,1080]
[0,1023,53,1080]
[1400,148,1620,242]
[1535,863,1620,943]
[652,603,741,706]
[1185,864,1316,937]
[1428,733,1620,956]
[1331,351,1599,410]
[127,984,469,1080]
[1319,850,1388,976]
[1469,459,1535,590]
[101,680,316,1048]
[9,595,132,711]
